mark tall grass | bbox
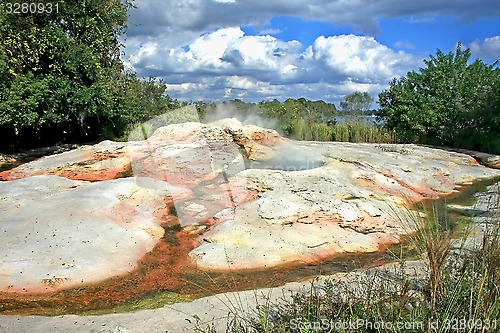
[284,119,396,143]
[406,204,452,319]
[196,187,500,332]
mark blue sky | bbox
[122,0,500,106]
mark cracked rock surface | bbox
[190,141,500,269]
[1,118,499,292]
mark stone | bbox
[0,141,135,181]
[0,154,16,168]
[1,118,500,287]
[442,147,500,169]
[0,119,276,182]
[0,260,427,332]
[188,141,500,270]
[0,175,189,293]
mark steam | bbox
[125,102,324,229]
[127,105,200,141]
[203,101,279,130]
[248,142,324,171]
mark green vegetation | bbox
[196,97,338,127]
[378,44,500,154]
[1,3,499,328]
[196,97,392,143]
[195,197,500,333]
[0,0,179,150]
[1,0,498,157]
[339,91,374,123]
[282,119,394,143]
[260,97,337,124]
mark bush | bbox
[378,44,500,154]
[283,118,395,143]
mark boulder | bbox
[0,154,16,167]
[188,142,500,270]
[0,141,135,181]
[0,119,282,182]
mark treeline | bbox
[195,98,393,143]
[196,97,336,124]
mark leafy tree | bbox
[0,0,180,150]
[339,91,374,122]
[307,99,338,123]
[378,44,500,153]
[113,74,181,133]
[0,0,130,136]
[258,99,287,119]
[259,97,336,124]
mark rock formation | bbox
[1,118,500,293]
[0,175,189,293]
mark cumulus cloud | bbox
[126,27,305,81]
[126,0,500,40]
[305,35,417,83]
[468,36,500,62]
[124,27,420,102]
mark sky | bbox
[122,0,500,106]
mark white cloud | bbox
[126,27,305,79]
[124,28,420,103]
[185,27,244,69]
[304,34,418,83]
[394,41,415,50]
[227,76,255,89]
[468,36,500,62]
[126,0,500,41]
[257,28,283,35]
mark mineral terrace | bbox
[1,117,500,293]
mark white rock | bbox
[0,175,178,293]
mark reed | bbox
[284,119,396,143]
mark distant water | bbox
[334,115,383,125]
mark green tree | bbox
[378,44,500,153]
[0,0,179,149]
[113,74,180,131]
[0,0,131,138]
[258,99,287,119]
[339,91,373,122]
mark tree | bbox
[258,99,287,119]
[0,0,179,149]
[112,74,181,134]
[378,44,500,153]
[339,92,373,123]
[340,92,373,114]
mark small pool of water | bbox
[419,176,500,238]
[246,156,324,171]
